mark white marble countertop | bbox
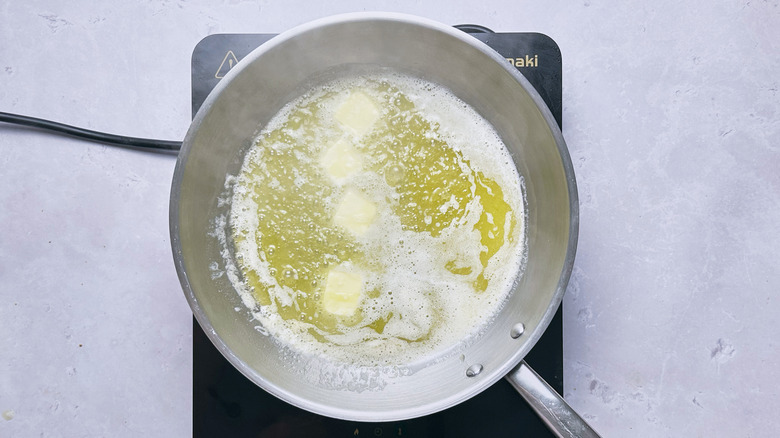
[1,1,778,436]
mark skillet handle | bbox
[505,360,601,438]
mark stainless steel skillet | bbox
[170,12,598,437]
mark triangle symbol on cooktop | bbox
[215,50,239,79]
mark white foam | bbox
[224,71,526,372]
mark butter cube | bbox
[320,138,362,182]
[335,90,380,137]
[322,269,363,316]
[333,189,377,236]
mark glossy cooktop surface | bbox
[190,30,563,438]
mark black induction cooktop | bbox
[190,28,563,438]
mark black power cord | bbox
[0,111,181,152]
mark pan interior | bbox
[171,13,575,421]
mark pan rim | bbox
[170,11,578,421]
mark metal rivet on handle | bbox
[510,323,525,339]
[466,363,483,377]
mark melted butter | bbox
[361,82,515,291]
[228,73,524,365]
